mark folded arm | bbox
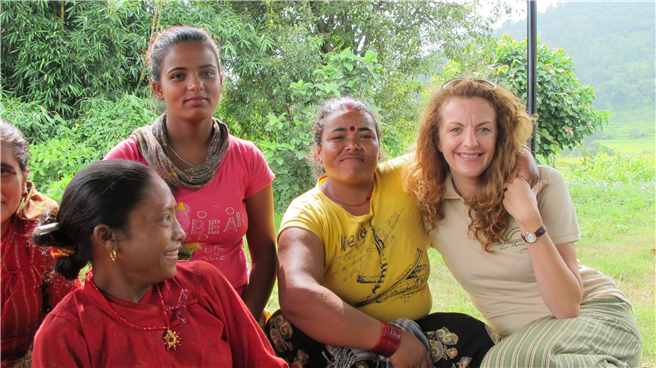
[278,227,431,368]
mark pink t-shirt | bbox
[104,135,275,296]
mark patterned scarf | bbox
[130,114,230,189]
[16,181,58,221]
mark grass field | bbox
[263,152,655,366]
[597,106,655,154]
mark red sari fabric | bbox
[33,261,288,368]
[1,183,80,368]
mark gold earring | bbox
[110,249,117,262]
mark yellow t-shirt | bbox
[279,156,432,322]
[430,166,629,337]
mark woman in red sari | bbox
[31,160,286,368]
[1,119,80,368]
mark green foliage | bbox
[489,36,610,159]
[221,0,504,142]
[1,1,150,118]
[29,138,96,201]
[0,0,276,121]
[1,91,158,200]
[0,96,73,144]
[74,94,159,160]
[259,48,383,208]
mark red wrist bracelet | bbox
[371,322,403,357]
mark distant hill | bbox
[495,1,655,113]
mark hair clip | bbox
[34,223,61,236]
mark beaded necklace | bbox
[89,278,181,350]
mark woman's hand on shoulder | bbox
[506,147,540,187]
[389,331,432,368]
[503,176,547,230]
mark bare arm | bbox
[507,147,540,187]
[278,227,431,368]
[243,183,277,319]
[503,178,583,318]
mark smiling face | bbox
[438,97,498,185]
[113,175,185,286]
[1,142,26,236]
[151,41,222,124]
[316,109,380,187]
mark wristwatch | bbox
[522,224,547,243]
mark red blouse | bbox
[33,261,288,368]
[1,184,80,367]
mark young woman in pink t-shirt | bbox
[104,26,276,322]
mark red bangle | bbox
[371,322,402,357]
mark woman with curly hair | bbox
[403,78,641,367]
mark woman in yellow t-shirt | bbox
[265,97,500,368]
[403,78,641,367]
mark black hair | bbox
[0,118,30,174]
[33,160,156,280]
[313,97,380,148]
[146,26,222,83]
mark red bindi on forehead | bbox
[350,126,355,131]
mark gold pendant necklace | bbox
[163,329,181,350]
[90,279,181,350]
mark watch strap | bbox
[534,224,547,238]
[523,224,547,243]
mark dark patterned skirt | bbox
[265,311,499,368]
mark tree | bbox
[1,0,511,205]
[0,0,277,121]
[259,48,383,207]
[488,35,610,160]
[221,1,509,142]
[1,1,150,118]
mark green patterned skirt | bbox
[482,298,642,367]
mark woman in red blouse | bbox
[1,119,80,367]
[31,160,286,368]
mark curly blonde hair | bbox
[403,79,534,252]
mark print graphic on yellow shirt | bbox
[332,210,428,307]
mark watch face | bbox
[525,232,537,243]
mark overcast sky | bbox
[484,0,565,28]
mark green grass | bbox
[261,152,655,366]
[601,139,655,154]
[598,106,655,154]
[556,154,655,366]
